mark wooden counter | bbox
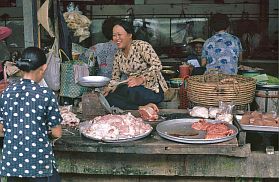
[53,128,279,181]
[52,110,278,181]
[55,127,249,157]
[1,110,278,181]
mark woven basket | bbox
[187,74,256,107]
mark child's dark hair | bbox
[114,20,134,36]
[102,16,121,40]
[16,47,46,72]
[211,13,230,32]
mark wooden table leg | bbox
[238,131,246,146]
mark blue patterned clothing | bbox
[202,32,243,74]
[0,79,62,177]
[91,40,118,78]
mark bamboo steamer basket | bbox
[187,74,256,107]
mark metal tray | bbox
[156,118,238,144]
[235,115,279,133]
[79,121,153,143]
[256,83,279,89]
[78,76,110,87]
[143,115,166,123]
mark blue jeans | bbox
[106,85,164,110]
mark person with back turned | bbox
[201,13,243,75]
[0,47,62,182]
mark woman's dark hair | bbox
[114,20,134,36]
[102,16,121,40]
[16,47,46,72]
[211,13,230,32]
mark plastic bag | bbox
[215,101,235,124]
[44,40,61,91]
[63,9,91,43]
[189,106,209,118]
[208,107,221,119]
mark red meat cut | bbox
[138,106,159,121]
[191,119,212,130]
[191,119,235,139]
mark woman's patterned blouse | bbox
[202,32,243,75]
[108,40,168,93]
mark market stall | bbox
[0,1,278,181]
[43,72,277,181]
[1,105,278,181]
[45,109,278,181]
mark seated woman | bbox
[186,38,206,75]
[103,20,168,110]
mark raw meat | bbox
[59,106,80,128]
[191,119,211,130]
[191,119,235,139]
[215,113,233,124]
[138,105,158,121]
[190,106,209,118]
[81,113,152,140]
[208,107,221,119]
[240,111,279,127]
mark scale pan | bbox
[78,76,110,87]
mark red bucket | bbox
[179,65,190,78]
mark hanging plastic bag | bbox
[63,4,91,43]
[44,39,61,91]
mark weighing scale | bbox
[78,76,112,120]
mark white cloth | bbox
[187,59,200,67]
[73,64,89,83]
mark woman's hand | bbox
[127,76,145,87]
[102,86,117,96]
[50,125,62,138]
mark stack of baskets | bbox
[187,74,256,107]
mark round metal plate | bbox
[156,118,238,144]
[79,121,153,143]
[78,76,110,87]
[143,116,166,123]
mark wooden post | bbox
[37,0,41,48]
[53,0,60,45]
[259,0,269,39]
[23,0,38,47]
